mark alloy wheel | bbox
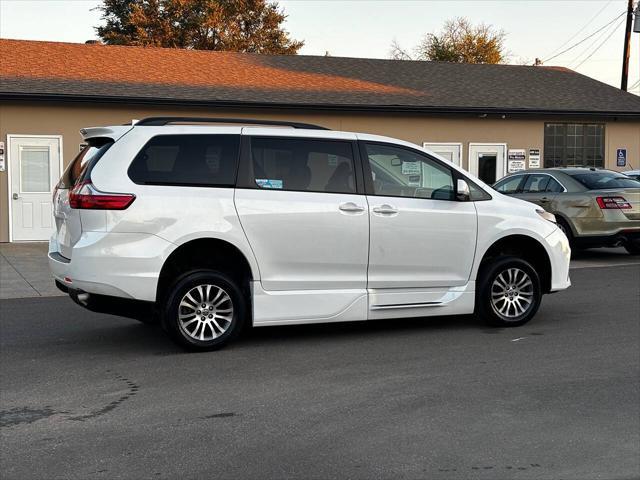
[490,267,534,319]
[177,284,234,341]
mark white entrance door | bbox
[423,142,462,167]
[468,143,507,185]
[9,136,62,241]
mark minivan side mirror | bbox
[456,179,471,201]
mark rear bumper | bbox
[573,211,640,239]
[58,281,156,322]
[573,229,640,249]
[48,231,175,301]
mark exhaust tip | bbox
[69,289,90,307]
[76,293,90,306]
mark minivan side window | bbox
[365,143,454,200]
[249,137,356,194]
[468,181,492,201]
[494,175,524,194]
[128,134,240,186]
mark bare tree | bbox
[389,39,413,60]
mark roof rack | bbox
[133,116,330,130]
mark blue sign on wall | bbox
[616,148,627,167]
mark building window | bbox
[544,123,604,168]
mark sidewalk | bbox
[0,243,64,299]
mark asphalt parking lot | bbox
[1,256,639,479]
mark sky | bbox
[0,0,638,93]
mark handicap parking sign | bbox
[616,148,627,167]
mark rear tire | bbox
[162,270,246,351]
[624,242,640,255]
[477,256,542,328]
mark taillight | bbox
[596,196,632,210]
[69,181,135,210]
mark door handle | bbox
[372,204,398,215]
[338,202,365,213]
[12,193,19,200]
[540,197,550,202]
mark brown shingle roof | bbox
[1,38,639,117]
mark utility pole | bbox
[621,0,634,91]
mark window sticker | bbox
[328,154,339,166]
[402,161,421,175]
[255,178,284,189]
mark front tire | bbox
[162,270,246,351]
[477,256,542,327]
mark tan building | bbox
[1,38,639,242]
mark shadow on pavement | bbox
[569,246,639,268]
[1,295,486,356]
[70,313,484,355]
[241,314,482,345]
[571,246,629,259]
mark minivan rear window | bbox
[128,134,240,187]
[58,138,114,189]
[569,171,640,190]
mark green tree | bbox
[96,0,304,54]
[390,18,506,64]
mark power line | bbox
[544,0,613,58]
[568,13,623,68]
[574,17,626,69]
[542,11,627,63]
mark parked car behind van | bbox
[623,169,640,182]
[50,118,571,351]
[494,168,640,254]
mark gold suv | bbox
[494,168,640,255]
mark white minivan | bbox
[49,118,571,350]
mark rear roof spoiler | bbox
[79,125,134,142]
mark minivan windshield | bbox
[569,170,640,190]
[58,139,114,189]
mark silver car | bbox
[623,170,640,181]
[494,168,640,255]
